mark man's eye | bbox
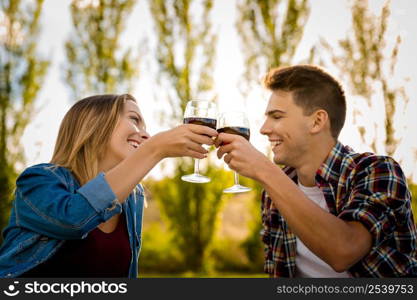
[272,115,282,120]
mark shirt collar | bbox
[316,141,351,184]
[283,141,351,185]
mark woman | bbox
[0,94,217,278]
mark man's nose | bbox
[260,119,271,136]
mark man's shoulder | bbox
[320,142,406,184]
[343,149,402,172]
[338,148,407,187]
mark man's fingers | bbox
[224,153,232,165]
[215,133,242,147]
[217,143,234,159]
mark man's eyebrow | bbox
[265,109,286,116]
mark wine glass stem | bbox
[194,159,200,175]
[234,171,239,185]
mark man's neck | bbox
[296,138,336,187]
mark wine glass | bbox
[217,111,252,193]
[181,100,217,183]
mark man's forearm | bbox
[257,163,372,272]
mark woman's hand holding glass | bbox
[180,100,218,183]
[149,123,217,160]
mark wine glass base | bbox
[181,173,211,183]
[223,184,252,193]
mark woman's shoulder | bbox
[21,163,68,175]
[18,163,74,185]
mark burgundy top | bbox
[21,214,131,277]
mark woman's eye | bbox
[130,116,139,124]
[273,115,282,120]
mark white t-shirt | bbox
[295,181,350,278]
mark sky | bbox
[20,0,417,181]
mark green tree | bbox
[0,0,49,236]
[148,0,222,273]
[65,0,140,100]
[149,0,217,122]
[236,0,310,94]
[321,0,406,157]
[235,0,310,266]
[410,184,417,224]
[146,165,232,273]
[239,177,264,272]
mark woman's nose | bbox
[141,130,150,140]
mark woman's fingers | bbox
[189,133,215,145]
[186,141,209,155]
[187,124,218,138]
[180,124,217,145]
[187,149,207,159]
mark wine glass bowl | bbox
[217,111,252,193]
[181,100,217,183]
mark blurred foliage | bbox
[409,183,417,225]
[138,222,187,274]
[139,163,263,277]
[237,175,264,272]
[141,166,266,275]
[149,0,217,123]
[210,238,252,273]
[235,0,310,95]
[320,0,407,157]
[0,0,50,239]
[65,0,140,100]
[145,159,231,273]
[148,0,220,273]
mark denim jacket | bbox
[0,163,144,278]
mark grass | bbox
[139,272,268,278]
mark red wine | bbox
[184,117,217,130]
[217,126,250,141]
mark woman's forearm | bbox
[104,137,162,203]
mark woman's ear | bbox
[310,109,329,134]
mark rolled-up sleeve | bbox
[77,172,121,218]
[15,166,122,240]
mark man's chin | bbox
[273,156,284,165]
[273,154,292,167]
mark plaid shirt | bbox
[261,141,417,277]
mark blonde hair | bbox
[51,94,137,185]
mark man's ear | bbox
[310,109,329,134]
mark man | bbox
[215,65,417,277]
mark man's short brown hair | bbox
[263,65,346,139]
